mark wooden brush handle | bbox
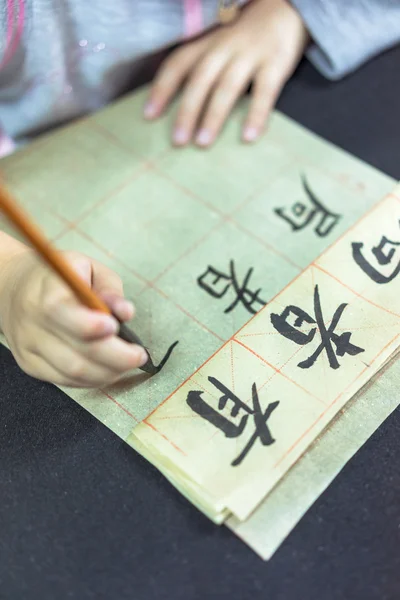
[0,183,110,314]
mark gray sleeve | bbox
[290,0,400,80]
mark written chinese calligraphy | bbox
[197,260,266,314]
[270,284,364,369]
[274,175,341,237]
[352,221,400,284]
[186,376,279,466]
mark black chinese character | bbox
[270,284,364,369]
[274,175,341,237]
[352,226,400,284]
[197,260,266,314]
[186,376,279,466]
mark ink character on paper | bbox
[186,376,279,466]
[270,284,364,369]
[197,259,266,315]
[274,175,341,238]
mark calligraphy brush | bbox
[0,181,177,375]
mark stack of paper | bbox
[129,188,400,526]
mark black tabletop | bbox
[1,46,400,600]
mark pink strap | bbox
[0,0,25,71]
[183,0,203,38]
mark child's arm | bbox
[0,231,147,387]
[291,0,400,81]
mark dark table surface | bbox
[1,46,400,600]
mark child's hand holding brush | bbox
[0,238,147,387]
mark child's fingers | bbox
[40,291,146,371]
[242,66,281,143]
[172,51,229,146]
[73,334,148,374]
[45,298,118,342]
[39,343,125,388]
[194,58,254,147]
[145,44,201,119]
[32,333,146,387]
[15,334,119,388]
[42,257,133,340]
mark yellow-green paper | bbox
[0,86,398,560]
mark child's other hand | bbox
[0,250,147,387]
[145,0,309,147]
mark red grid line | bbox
[66,163,150,228]
[144,421,188,456]
[141,189,399,464]
[391,191,400,203]
[331,333,400,408]
[273,332,400,469]
[142,240,330,423]
[43,151,281,350]
[263,125,397,203]
[136,173,302,297]
[309,193,397,265]
[154,168,223,218]
[3,97,397,459]
[205,342,307,445]
[144,338,235,423]
[68,182,397,438]
[14,187,70,230]
[230,341,235,393]
[186,376,223,405]
[146,218,225,288]
[100,390,140,423]
[149,342,295,457]
[87,119,143,156]
[313,263,400,319]
[199,261,399,455]
[229,219,303,271]
[63,103,398,209]
[87,118,155,160]
[152,286,225,342]
[70,228,149,284]
[88,118,175,166]
[63,226,226,344]
[156,162,303,272]
[233,338,326,405]
[228,163,294,217]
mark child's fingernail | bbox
[173,127,189,145]
[124,299,134,314]
[114,298,134,320]
[243,126,259,142]
[144,101,157,118]
[116,297,133,312]
[196,129,212,146]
